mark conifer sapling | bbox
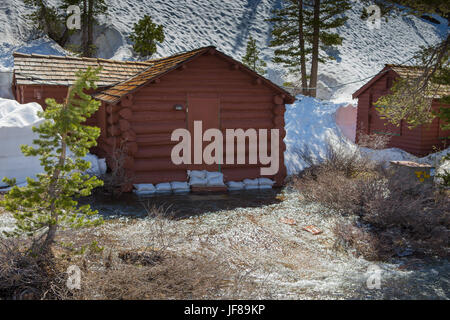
[242,36,267,75]
[1,67,104,252]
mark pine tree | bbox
[0,67,104,253]
[242,36,267,75]
[130,15,165,57]
[60,0,108,57]
[268,0,310,95]
[24,0,67,46]
[268,0,351,97]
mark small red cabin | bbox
[12,46,295,190]
[353,65,449,156]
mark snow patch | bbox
[0,98,44,187]
[0,98,107,189]
[284,95,351,174]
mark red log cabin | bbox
[12,46,295,190]
[353,64,450,156]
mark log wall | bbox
[355,71,449,156]
[101,53,289,188]
[15,52,290,190]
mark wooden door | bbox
[187,97,220,171]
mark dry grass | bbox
[71,249,252,300]
[357,131,391,150]
[99,139,134,197]
[0,238,72,300]
[0,204,266,300]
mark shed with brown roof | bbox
[353,64,449,156]
[12,46,295,191]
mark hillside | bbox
[0,0,447,102]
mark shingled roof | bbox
[95,46,210,103]
[353,64,450,99]
[13,46,295,104]
[13,52,152,87]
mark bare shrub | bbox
[297,168,385,216]
[294,142,449,260]
[333,221,388,261]
[0,239,70,300]
[100,139,134,197]
[323,142,374,178]
[296,141,374,179]
[75,250,238,299]
[361,174,450,257]
[357,130,391,150]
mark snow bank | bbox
[283,95,449,175]
[0,98,107,189]
[284,95,353,174]
[0,98,44,187]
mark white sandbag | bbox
[189,176,207,186]
[259,185,273,190]
[243,178,259,186]
[226,181,245,190]
[170,181,190,190]
[207,176,225,186]
[133,183,156,192]
[155,183,172,192]
[244,185,259,190]
[258,178,275,186]
[188,170,206,179]
[205,171,223,179]
[98,158,107,175]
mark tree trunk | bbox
[41,89,71,253]
[59,27,70,47]
[309,0,321,98]
[82,0,89,57]
[298,0,309,96]
[87,0,94,57]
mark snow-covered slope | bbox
[0,0,447,102]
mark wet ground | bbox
[78,188,283,219]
